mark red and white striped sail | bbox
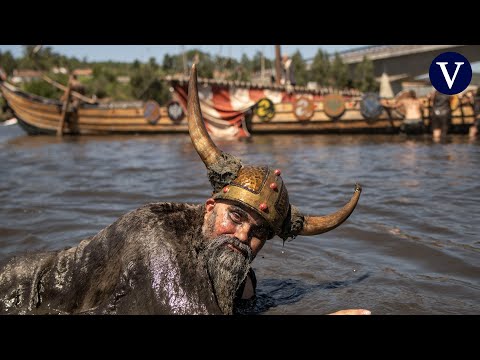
[173,83,298,139]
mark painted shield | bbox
[167,101,185,123]
[293,95,315,121]
[144,100,161,125]
[360,92,384,121]
[254,98,275,122]
[323,94,346,119]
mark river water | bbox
[0,124,479,314]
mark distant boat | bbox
[0,78,475,137]
[0,80,191,136]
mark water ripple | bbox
[1,125,479,314]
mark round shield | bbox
[360,92,384,121]
[167,101,185,123]
[293,95,315,121]
[254,98,275,122]
[323,94,346,119]
[144,100,161,125]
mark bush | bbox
[22,80,63,99]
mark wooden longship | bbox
[1,78,476,137]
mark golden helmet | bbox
[187,64,361,239]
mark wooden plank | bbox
[12,106,60,125]
[73,122,189,130]
[3,89,61,114]
[78,107,148,117]
[251,119,401,132]
[76,116,177,126]
[75,124,190,134]
[8,102,62,122]
[14,109,59,130]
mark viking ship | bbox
[0,76,475,137]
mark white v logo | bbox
[436,62,464,89]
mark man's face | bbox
[200,198,273,314]
[202,198,271,259]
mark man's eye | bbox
[229,211,242,223]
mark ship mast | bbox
[275,45,282,85]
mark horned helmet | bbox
[187,64,361,240]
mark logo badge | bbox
[429,52,472,95]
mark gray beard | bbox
[199,234,253,315]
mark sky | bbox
[0,45,368,63]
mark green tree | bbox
[240,54,253,74]
[290,50,308,86]
[162,55,175,72]
[22,80,63,99]
[330,53,349,88]
[353,56,378,92]
[251,51,264,73]
[132,59,141,70]
[130,62,170,104]
[148,57,159,71]
[183,50,215,78]
[310,49,330,86]
[0,50,17,75]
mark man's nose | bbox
[234,224,251,243]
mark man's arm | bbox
[381,99,400,109]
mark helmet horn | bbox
[300,184,362,236]
[187,64,222,167]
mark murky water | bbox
[1,124,479,314]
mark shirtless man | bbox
[382,90,424,132]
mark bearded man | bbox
[0,65,368,315]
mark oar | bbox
[42,74,97,104]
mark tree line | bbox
[0,45,378,108]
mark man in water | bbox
[0,65,368,315]
[382,90,424,133]
[429,90,452,140]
